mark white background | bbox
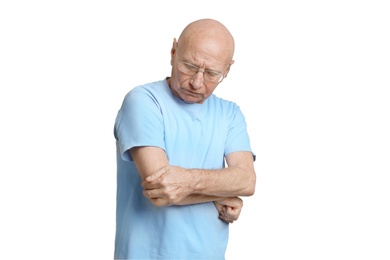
[1,1,389,259]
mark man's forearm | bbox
[174,193,223,206]
[188,151,256,198]
[189,166,255,198]
[138,148,256,207]
[143,164,255,206]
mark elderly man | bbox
[114,18,256,259]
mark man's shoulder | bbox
[123,79,167,99]
[121,79,169,109]
[131,79,166,93]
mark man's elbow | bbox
[243,173,256,196]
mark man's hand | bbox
[214,197,243,223]
[142,165,196,207]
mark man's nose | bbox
[190,70,205,89]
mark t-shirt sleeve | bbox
[224,105,256,161]
[114,88,165,161]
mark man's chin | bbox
[181,94,203,104]
[183,99,200,104]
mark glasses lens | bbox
[178,61,224,83]
[204,72,224,83]
[179,62,197,75]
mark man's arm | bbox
[130,146,256,207]
[130,146,224,206]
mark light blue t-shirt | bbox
[114,79,253,259]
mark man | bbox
[114,18,256,259]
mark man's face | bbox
[169,42,230,104]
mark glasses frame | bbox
[175,55,226,84]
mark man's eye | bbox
[185,63,198,71]
[206,71,220,77]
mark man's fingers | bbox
[218,213,234,223]
[150,198,170,207]
[141,180,160,189]
[143,189,164,199]
[225,206,239,217]
[145,167,165,182]
[220,206,240,221]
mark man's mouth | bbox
[183,89,199,97]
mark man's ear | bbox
[170,38,178,66]
[224,60,235,77]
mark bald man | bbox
[114,18,256,259]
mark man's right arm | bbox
[130,146,228,206]
[130,146,169,181]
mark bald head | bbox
[177,19,235,64]
[168,19,236,103]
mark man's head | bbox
[168,18,235,104]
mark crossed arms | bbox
[130,146,256,223]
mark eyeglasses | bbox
[176,60,225,83]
